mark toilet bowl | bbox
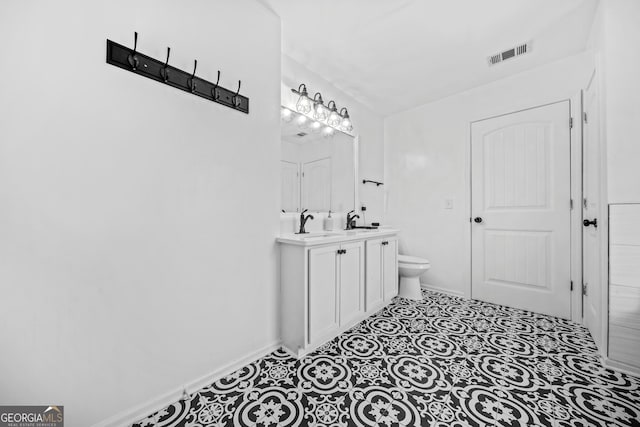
[398,255,430,300]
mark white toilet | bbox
[398,255,430,300]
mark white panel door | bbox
[308,245,339,344]
[582,75,603,348]
[302,157,331,212]
[339,241,365,326]
[383,239,399,300]
[471,102,571,318]
[280,160,299,212]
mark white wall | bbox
[587,0,640,367]
[281,56,386,224]
[385,52,593,296]
[0,1,281,426]
[600,0,640,203]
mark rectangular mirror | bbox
[281,107,356,213]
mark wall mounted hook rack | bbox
[106,33,249,114]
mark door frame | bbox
[582,66,610,361]
[466,98,584,322]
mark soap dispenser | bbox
[323,210,334,231]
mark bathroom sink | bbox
[343,228,376,234]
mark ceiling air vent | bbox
[488,42,531,66]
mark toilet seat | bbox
[398,254,430,265]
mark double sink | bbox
[298,228,378,240]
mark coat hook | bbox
[160,47,171,82]
[188,60,198,93]
[232,80,242,108]
[211,70,221,100]
[127,31,139,70]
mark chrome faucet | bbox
[298,209,314,234]
[345,210,360,230]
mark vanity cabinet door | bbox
[365,239,384,312]
[308,245,339,344]
[339,241,365,327]
[382,238,399,300]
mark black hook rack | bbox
[363,179,384,187]
[232,80,242,108]
[160,47,171,82]
[212,70,221,100]
[106,32,249,114]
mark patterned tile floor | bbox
[133,290,640,426]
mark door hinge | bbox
[570,280,573,291]
[582,283,588,296]
[583,112,588,124]
[583,198,588,208]
[569,117,574,129]
[570,199,574,210]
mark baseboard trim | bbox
[92,341,281,427]
[420,283,465,298]
[603,356,640,378]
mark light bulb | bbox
[340,117,353,132]
[339,108,353,132]
[327,110,341,127]
[313,103,329,122]
[296,115,308,127]
[310,121,322,133]
[296,95,312,114]
[281,108,293,122]
[322,126,334,138]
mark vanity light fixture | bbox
[294,84,312,114]
[312,93,329,122]
[339,107,353,132]
[327,101,342,127]
[291,83,354,134]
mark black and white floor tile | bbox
[132,290,640,426]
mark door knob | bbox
[583,218,598,228]
[474,217,483,223]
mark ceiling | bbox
[263,0,598,115]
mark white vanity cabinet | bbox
[308,241,364,345]
[278,229,398,357]
[365,237,398,311]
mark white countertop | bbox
[277,228,399,246]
